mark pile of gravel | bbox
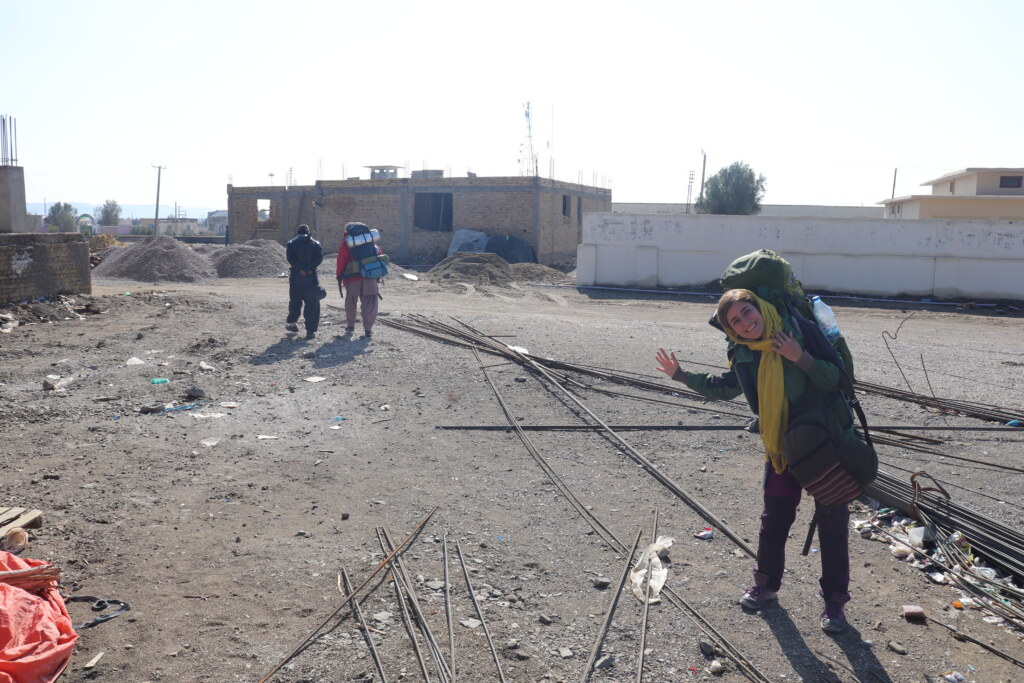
[426,252,514,286]
[92,235,214,282]
[510,262,569,283]
[210,241,289,278]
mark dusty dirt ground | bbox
[2,273,1022,683]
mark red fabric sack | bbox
[0,551,77,683]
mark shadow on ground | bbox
[760,606,893,682]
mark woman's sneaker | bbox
[820,601,848,633]
[739,585,777,609]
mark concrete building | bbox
[880,168,1024,219]
[133,217,201,235]
[206,210,228,235]
[227,174,611,264]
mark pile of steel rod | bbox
[857,380,1022,424]
[867,471,1024,583]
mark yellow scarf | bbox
[723,292,788,474]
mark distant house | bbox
[880,168,1024,219]
[207,209,228,235]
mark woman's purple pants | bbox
[754,465,850,604]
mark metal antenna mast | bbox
[520,102,537,176]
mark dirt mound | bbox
[92,235,214,282]
[426,252,514,286]
[511,262,569,283]
[89,233,122,251]
[210,242,289,278]
[243,239,287,257]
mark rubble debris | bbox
[427,252,515,287]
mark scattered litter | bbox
[694,527,714,540]
[200,438,219,448]
[942,672,966,683]
[330,425,342,430]
[952,600,963,609]
[162,401,204,412]
[304,376,327,383]
[1008,419,1021,427]
[84,652,105,670]
[125,357,144,366]
[1,528,29,554]
[219,402,238,408]
[982,615,1004,624]
[460,618,482,629]
[402,272,419,281]
[257,434,279,440]
[901,605,925,620]
[199,361,216,372]
[190,412,226,419]
[150,378,169,385]
[380,404,391,411]
[333,416,345,421]
[630,536,674,603]
[507,345,529,356]
[709,660,724,675]
[927,571,946,584]
[890,544,913,560]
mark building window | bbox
[577,197,583,224]
[562,195,570,217]
[414,192,453,231]
[949,181,955,194]
[999,175,1023,189]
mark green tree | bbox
[45,202,79,232]
[97,199,122,226]
[698,161,767,215]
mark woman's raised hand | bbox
[655,348,681,378]
[771,330,803,362]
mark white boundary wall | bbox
[577,213,1024,300]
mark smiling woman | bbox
[656,284,861,633]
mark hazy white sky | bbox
[4,0,1023,213]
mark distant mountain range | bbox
[26,202,222,221]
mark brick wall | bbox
[228,177,611,264]
[537,184,612,263]
[0,233,90,304]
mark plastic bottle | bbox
[810,295,841,340]
[150,378,169,385]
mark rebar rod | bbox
[442,532,455,681]
[580,528,644,683]
[259,507,437,683]
[380,527,453,682]
[472,350,771,683]
[377,528,435,683]
[454,539,506,683]
[450,315,757,558]
[342,567,389,683]
[636,511,658,683]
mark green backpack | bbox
[719,249,855,380]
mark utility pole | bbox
[698,150,707,214]
[891,168,898,198]
[152,164,165,235]
[686,171,695,213]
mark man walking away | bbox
[336,221,386,339]
[285,224,323,340]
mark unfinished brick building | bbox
[226,174,611,264]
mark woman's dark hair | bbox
[716,289,758,334]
